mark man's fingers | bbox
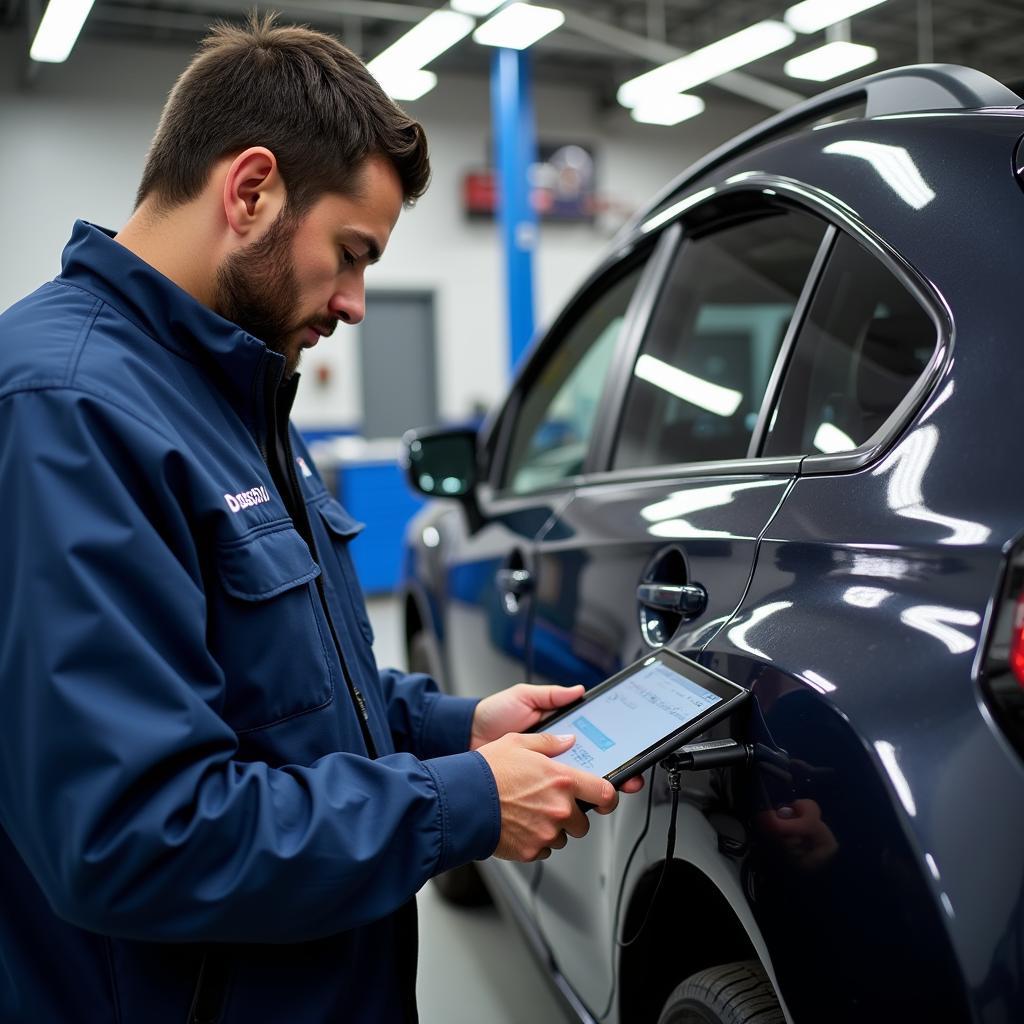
[564,807,590,840]
[538,684,584,709]
[515,730,576,756]
[572,770,616,812]
[620,774,645,795]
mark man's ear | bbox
[222,147,287,240]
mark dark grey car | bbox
[399,65,1024,1023]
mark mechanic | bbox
[0,16,641,1024]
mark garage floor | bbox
[366,598,568,1024]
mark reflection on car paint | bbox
[641,480,783,522]
[873,740,918,817]
[874,425,991,545]
[899,604,981,654]
[842,584,891,607]
[725,601,793,661]
[823,140,937,209]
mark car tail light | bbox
[982,546,1024,757]
[1011,595,1024,686]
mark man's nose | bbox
[329,283,365,326]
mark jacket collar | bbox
[58,220,287,428]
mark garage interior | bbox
[2,1,1022,1022]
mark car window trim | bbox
[487,232,665,499]
[748,224,838,458]
[586,222,682,477]
[575,454,804,491]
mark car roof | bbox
[620,63,1023,244]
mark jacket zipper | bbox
[187,952,229,1024]
[261,362,378,758]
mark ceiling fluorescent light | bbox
[30,0,96,63]
[785,41,877,81]
[618,21,796,109]
[784,0,888,35]
[451,0,505,14]
[631,93,705,126]
[367,9,474,77]
[372,68,438,101]
[473,3,565,50]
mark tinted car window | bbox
[613,210,826,470]
[503,263,645,494]
[763,233,936,457]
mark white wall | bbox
[0,31,763,431]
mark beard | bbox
[215,210,306,377]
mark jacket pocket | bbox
[210,522,335,733]
[312,498,375,645]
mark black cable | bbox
[618,769,680,948]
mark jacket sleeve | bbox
[0,387,500,944]
[377,668,481,758]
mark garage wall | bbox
[0,31,762,431]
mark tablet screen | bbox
[541,657,723,777]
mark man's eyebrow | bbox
[351,230,382,264]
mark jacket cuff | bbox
[423,750,500,872]
[417,692,480,759]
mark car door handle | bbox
[497,568,533,596]
[636,582,707,616]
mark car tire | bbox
[408,627,493,908]
[657,961,784,1024]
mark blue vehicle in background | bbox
[399,65,1024,1024]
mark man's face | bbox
[215,155,404,377]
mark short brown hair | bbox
[136,12,430,213]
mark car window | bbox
[612,210,827,471]
[762,232,936,457]
[502,262,646,495]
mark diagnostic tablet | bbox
[531,648,749,787]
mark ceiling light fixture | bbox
[473,3,565,51]
[29,0,96,62]
[368,9,474,80]
[630,93,705,126]
[785,40,877,81]
[617,20,796,109]
[371,68,438,102]
[784,0,888,35]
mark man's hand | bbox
[477,732,619,861]
[470,682,585,749]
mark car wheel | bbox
[657,961,784,1024]
[408,628,493,908]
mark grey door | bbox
[360,291,437,439]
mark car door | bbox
[525,198,833,1015]
[438,238,659,908]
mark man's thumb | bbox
[518,731,576,755]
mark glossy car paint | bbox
[401,96,1024,1024]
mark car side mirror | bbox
[402,427,483,532]
[402,426,480,497]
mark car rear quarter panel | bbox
[701,413,1024,1021]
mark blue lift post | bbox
[491,46,538,376]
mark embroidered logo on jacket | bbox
[224,486,271,513]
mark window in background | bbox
[613,209,827,471]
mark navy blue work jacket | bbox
[0,221,501,1023]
